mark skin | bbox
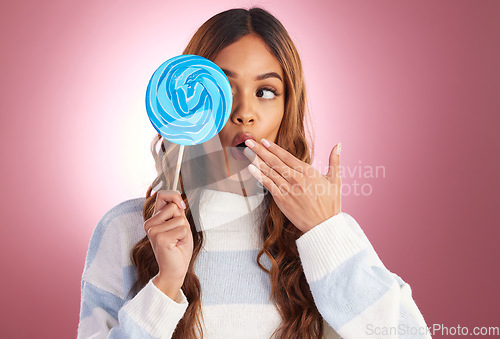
[244,138,342,233]
[201,33,287,194]
[215,34,286,158]
[147,33,343,300]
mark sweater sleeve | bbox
[78,278,188,339]
[77,200,189,339]
[295,212,431,339]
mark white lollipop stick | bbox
[172,145,184,192]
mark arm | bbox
[77,199,188,339]
[296,212,431,339]
[78,277,188,339]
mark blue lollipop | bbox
[146,55,232,190]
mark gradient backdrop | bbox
[1,0,499,338]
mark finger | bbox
[245,151,290,193]
[325,142,341,181]
[244,147,289,188]
[247,164,283,198]
[247,138,309,174]
[147,203,184,229]
[156,224,190,250]
[147,216,188,239]
[154,190,186,214]
[244,140,299,181]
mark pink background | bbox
[1,0,499,338]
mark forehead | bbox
[213,34,283,78]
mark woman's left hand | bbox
[244,138,342,233]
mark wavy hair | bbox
[130,7,323,338]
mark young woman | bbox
[78,7,431,339]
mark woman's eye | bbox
[256,88,276,99]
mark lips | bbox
[230,132,256,160]
[232,132,256,148]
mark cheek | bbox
[266,104,285,140]
[272,101,285,128]
[217,124,232,145]
[272,113,284,129]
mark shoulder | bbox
[87,198,146,256]
[96,197,146,230]
[82,197,147,297]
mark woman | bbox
[78,7,431,339]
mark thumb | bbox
[325,142,342,180]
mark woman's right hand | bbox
[144,190,193,300]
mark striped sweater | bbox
[77,188,431,338]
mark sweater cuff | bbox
[296,212,367,282]
[119,278,188,338]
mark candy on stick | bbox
[146,55,232,191]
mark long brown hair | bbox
[130,7,323,338]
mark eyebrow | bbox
[221,68,283,82]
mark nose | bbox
[231,92,255,126]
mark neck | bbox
[182,140,264,197]
[214,174,261,197]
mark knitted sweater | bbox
[77,188,431,339]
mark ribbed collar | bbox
[196,189,267,217]
[192,188,269,233]
[199,188,267,214]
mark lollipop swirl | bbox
[146,55,232,146]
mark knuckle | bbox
[277,183,288,193]
[289,175,299,185]
[254,158,263,168]
[273,164,284,174]
[156,189,167,197]
[266,157,277,167]
[266,168,277,179]
[147,227,157,238]
[166,203,180,216]
[157,189,181,199]
[170,216,182,224]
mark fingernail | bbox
[245,139,255,148]
[335,143,342,155]
[243,147,256,161]
[180,200,186,209]
[261,139,271,148]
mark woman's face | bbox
[214,34,286,164]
